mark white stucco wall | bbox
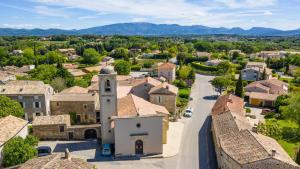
[114,116,163,156]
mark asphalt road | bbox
[161,74,218,169]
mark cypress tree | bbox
[296,148,300,165]
[235,73,243,97]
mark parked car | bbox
[102,144,111,156]
[183,107,193,117]
[37,146,52,157]
[261,109,272,115]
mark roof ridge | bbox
[247,130,272,158]
[41,154,60,169]
[129,94,139,115]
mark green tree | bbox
[235,73,244,97]
[261,68,267,80]
[2,136,37,167]
[282,93,300,126]
[24,135,39,147]
[0,96,24,118]
[211,76,232,95]
[51,77,67,92]
[29,65,58,84]
[178,65,192,80]
[114,60,131,75]
[82,48,100,64]
[274,95,290,114]
[0,47,9,66]
[110,47,129,60]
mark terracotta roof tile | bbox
[158,62,176,69]
[211,94,245,116]
[32,115,70,126]
[60,86,88,94]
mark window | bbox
[96,119,100,123]
[83,104,87,109]
[56,102,59,106]
[34,102,41,108]
[157,96,162,103]
[96,112,100,118]
[76,115,81,123]
[19,102,25,108]
[59,126,64,132]
[85,115,88,120]
[107,99,110,102]
[105,80,111,92]
[136,123,141,128]
[35,112,41,116]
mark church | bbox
[99,66,169,156]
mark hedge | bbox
[191,62,218,71]
[131,65,142,71]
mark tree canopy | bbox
[0,96,24,118]
[82,48,101,64]
[211,76,232,95]
[114,60,131,75]
[2,136,38,167]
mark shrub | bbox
[265,112,275,119]
[245,108,251,113]
[131,65,142,71]
[173,79,187,88]
[191,62,218,71]
[179,88,191,99]
[143,61,154,68]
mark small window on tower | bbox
[105,80,111,92]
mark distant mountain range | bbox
[0,22,300,36]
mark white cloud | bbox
[77,15,98,20]
[132,17,147,22]
[213,0,277,9]
[34,5,69,17]
[3,23,34,28]
[263,10,273,15]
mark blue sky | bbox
[0,0,299,30]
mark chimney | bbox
[65,148,71,160]
[166,85,169,89]
[271,149,276,157]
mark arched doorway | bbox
[84,129,97,139]
[135,140,143,155]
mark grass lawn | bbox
[266,118,300,159]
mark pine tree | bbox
[262,68,267,80]
[235,73,244,97]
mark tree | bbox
[0,96,24,118]
[2,136,37,167]
[82,48,100,64]
[210,76,232,95]
[235,73,244,97]
[114,60,131,75]
[274,95,290,114]
[110,47,129,60]
[178,65,193,80]
[261,68,267,80]
[51,77,67,92]
[296,148,300,165]
[282,93,300,126]
[29,65,58,84]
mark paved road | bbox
[167,74,218,169]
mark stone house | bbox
[58,48,80,61]
[50,93,100,124]
[149,82,178,114]
[0,115,28,165]
[241,62,272,81]
[19,150,94,169]
[0,71,16,84]
[157,62,176,83]
[211,94,300,169]
[0,81,54,121]
[32,115,100,140]
[245,79,288,107]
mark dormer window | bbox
[105,80,111,92]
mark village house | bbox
[0,70,16,84]
[58,48,80,61]
[211,94,300,169]
[241,62,272,81]
[157,62,176,83]
[0,81,54,121]
[50,93,100,124]
[32,115,101,140]
[67,69,87,78]
[195,51,212,59]
[257,51,288,60]
[0,115,28,165]
[205,59,223,66]
[245,79,289,107]
[19,149,94,169]
[11,49,24,56]
[1,65,35,77]
[102,56,114,65]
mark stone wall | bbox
[149,94,176,113]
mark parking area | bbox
[38,140,103,162]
